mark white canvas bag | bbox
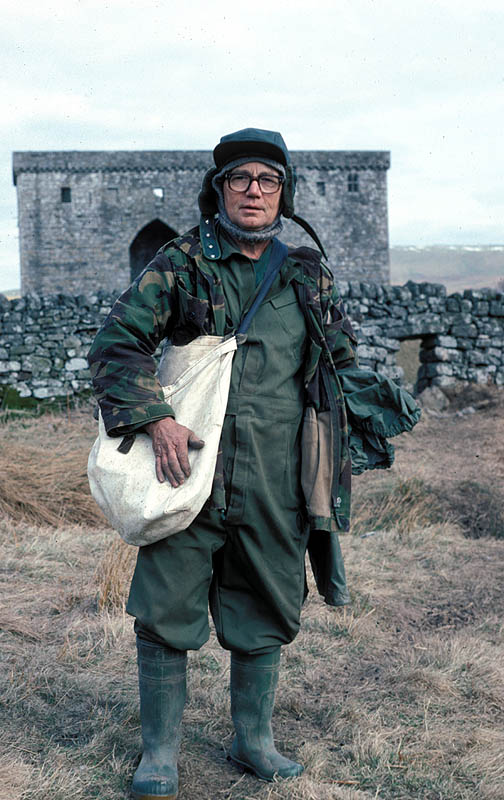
[87,334,237,546]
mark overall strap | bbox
[237,238,288,334]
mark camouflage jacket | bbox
[88,227,358,533]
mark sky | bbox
[1,0,503,290]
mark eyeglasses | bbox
[224,172,284,194]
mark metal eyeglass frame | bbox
[224,172,285,194]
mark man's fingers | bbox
[154,456,165,484]
[167,446,188,484]
[154,450,175,487]
[149,423,204,485]
[154,446,183,487]
[176,443,192,478]
[164,464,180,488]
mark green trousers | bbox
[128,501,309,655]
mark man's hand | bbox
[145,418,205,487]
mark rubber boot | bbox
[229,650,304,781]
[131,638,187,800]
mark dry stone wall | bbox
[1,281,504,402]
[0,292,109,400]
[341,281,504,391]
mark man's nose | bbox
[246,178,262,196]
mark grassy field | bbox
[0,395,503,800]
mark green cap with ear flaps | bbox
[199,127,296,219]
[213,128,291,168]
[198,127,327,258]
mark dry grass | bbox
[444,480,504,539]
[0,404,106,528]
[0,396,504,799]
[95,538,137,611]
[350,473,447,538]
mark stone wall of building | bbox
[1,282,504,403]
[13,150,390,295]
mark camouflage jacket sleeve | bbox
[87,250,181,436]
[319,262,359,371]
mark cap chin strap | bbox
[291,214,328,260]
[199,213,327,261]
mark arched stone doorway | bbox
[129,219,178,282]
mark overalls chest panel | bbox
[228,281,307,411]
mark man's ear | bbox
[198,167,219,216]
[281,165,296,218]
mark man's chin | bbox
[238,217,268,231]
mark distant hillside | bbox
[2,288,21,299]
[390,245,504,293]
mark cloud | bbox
[1,0,503,288]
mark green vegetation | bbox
[0,385,94,417]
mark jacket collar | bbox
[172,224,306,288]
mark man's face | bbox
[222,161,282,230]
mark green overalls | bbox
[127,238,310,655]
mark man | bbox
[88,128,419,800]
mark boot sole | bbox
[227,753,303,782]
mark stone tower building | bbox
[12,149,390,295]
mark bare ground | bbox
[0,391,503,800]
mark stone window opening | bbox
[347,173,359,193]
[107,187,119,203]
[316,181,326,196]
[153,187,164,200]
[61,187,71,203]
